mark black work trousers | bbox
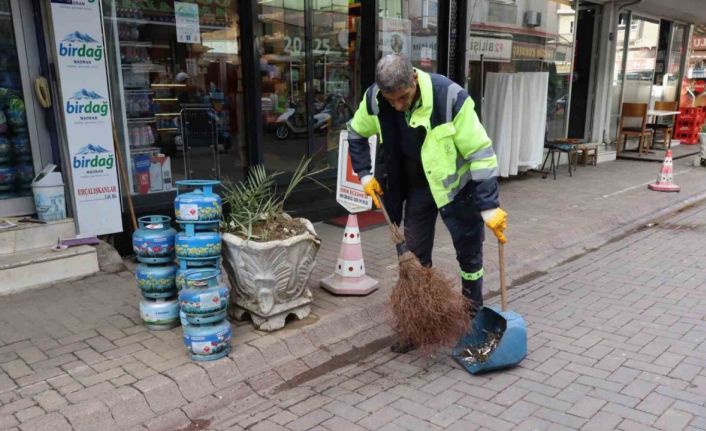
[403,183,485,307]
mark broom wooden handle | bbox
[112,127,137,231]
[375,193,405,244]
[499,241,507,312]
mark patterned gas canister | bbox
[139,297,180,330]
[174,180,222,229]
[175,226,221,260]
[178,269,229,324]
[136,264,177,298]
[183,320,232,361]
[132,215,176,264]
[175,261,224,290]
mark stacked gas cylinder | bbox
[132,215,180,330]
[174,180,232,361]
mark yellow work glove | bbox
[481,208,508,244]
[361,175,383,209]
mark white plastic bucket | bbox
[32,164,66,221]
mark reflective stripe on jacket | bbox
[347,69,499,215]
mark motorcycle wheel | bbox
[275,126,289,140]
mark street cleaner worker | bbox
[347,54,508,353]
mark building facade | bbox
[0,0,704,244]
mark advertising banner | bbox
[468,35,512,62]
[175,2,201,44]
[379,17,412,58]
[50,0,122,235]
[336,131,377,214]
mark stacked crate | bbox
[674,107,705,145]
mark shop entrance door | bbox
[568,2,600,140]
[254,1,362,177]
[0,0,53,217]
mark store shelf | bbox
[130,146,161,152]
[155,112,180,117]
[151,83,187,88]
[153,98,178,102]
[125,89,154,94]
[108,16,228,31]
[120,40,152,48]
[157,128,180,132]
[127,117,156,123]
[122,63,167,73]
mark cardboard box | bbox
[149,154,173,192]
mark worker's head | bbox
[375,54,417,112]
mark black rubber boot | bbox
[390,339,417,354]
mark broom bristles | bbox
[384,219,474,354]
[390,253,473,354]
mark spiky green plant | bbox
[222,157,328,241]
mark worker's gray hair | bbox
[375,54,415,93]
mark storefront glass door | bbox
[379,0,440,72]
[0,0,51,217]
[620,16,660,105]
[257,0,308,173]
[256,0,360,175]
[103,0,244,199]
[310,0,358,173]
[466,0,577,177]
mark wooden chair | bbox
[617,103,653,156]
[647,100,677,149]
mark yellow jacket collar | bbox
[409,68,432,130]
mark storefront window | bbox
[467,0,576,176]
[684,28,706,107]
[256,0,359,174]
[620,17,659,105]
[609,12,629,143]
[103,0,244,196]
[0,0,34,203]
[379,0,439,72]
[257,1,308,173]
[311,1,358,172]
[656,23,687,103]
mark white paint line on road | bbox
[600,168,692,199]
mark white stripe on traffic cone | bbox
[320,214,379,295]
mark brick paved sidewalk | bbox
[180,198,706,431]
[0,158,705,430]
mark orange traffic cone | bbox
[648,149,680,192]
[320,214,379,295]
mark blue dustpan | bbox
[453,242,527,374]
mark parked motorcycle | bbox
[274,94,352,140]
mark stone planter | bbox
[221,217,320,331]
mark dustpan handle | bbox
[499,241,507,312]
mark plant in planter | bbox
[221,157,327,331]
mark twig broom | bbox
[377,196,472,353]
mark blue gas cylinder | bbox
[136,263,177,298]
[132,215,176,264]
[174,180,222,229]
[139,297,180,330]
[176,265,221,290]
[183,320,232,361]
[175,228,221,259]
[178,269,229,324]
